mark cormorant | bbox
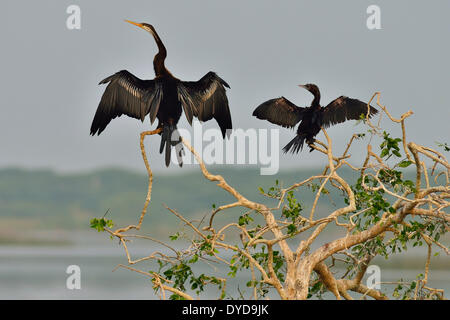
[253,84,378,153]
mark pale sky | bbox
[1,0,449,174]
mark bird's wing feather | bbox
[177,72,232,138]
[90,70,162,135]
[321,96,378,128]
[252,97,305,128]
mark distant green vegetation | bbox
[0,166,351,234]
[1,166,419,239]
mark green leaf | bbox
[287,224,297,235]
[169,232,179,241]
[89,217,114,232]
[393,150,402,157]
[398,160,412,168]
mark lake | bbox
[0,242,448,300]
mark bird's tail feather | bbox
[160,125,184,167]
[283,135,306,154]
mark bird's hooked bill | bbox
[124,20,144,29]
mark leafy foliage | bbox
[90,217,114,232]
[436,141,450,152]
[380,131,402,159]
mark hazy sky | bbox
[1,0,449,174]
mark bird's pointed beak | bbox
[125,20,144,29]
[298,84,306,89]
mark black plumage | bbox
[90,21,232,167]
[253,84,378,153]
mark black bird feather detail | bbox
[253,97,305,129]
[178,72,232,138]
[90,70,161,135]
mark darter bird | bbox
[90,21,232,167]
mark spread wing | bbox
[177,72,232,138]
[90,70,162,135]
[321,96,378,128]
[252,97,305,128]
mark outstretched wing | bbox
[177,72,232,138]
[252,97,305,128]
[90,70,162,135]
[321,96,378,129]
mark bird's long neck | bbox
[151,29,170,76]
[312,90,321,107]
